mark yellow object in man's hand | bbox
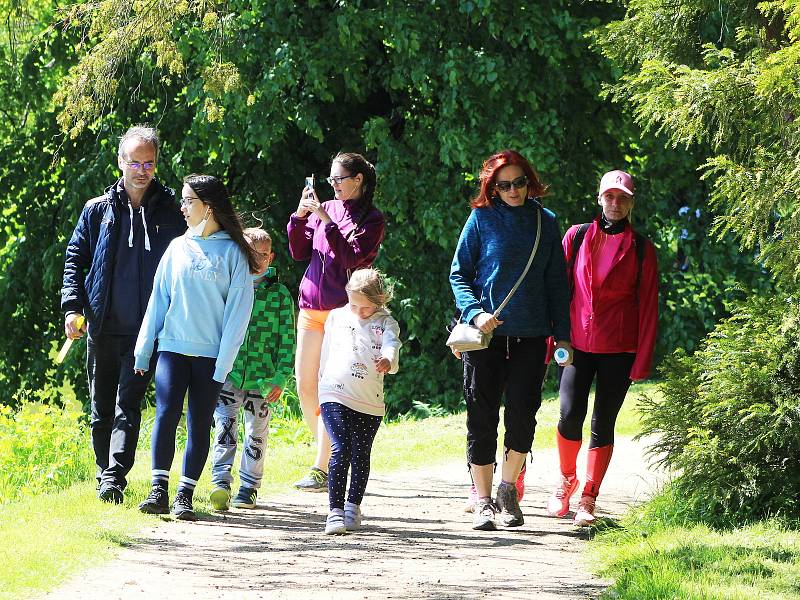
[55,315,85,364]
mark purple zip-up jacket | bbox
[287,199,385,310]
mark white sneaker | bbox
[573,495,597,527]
[344,501,362,530]
[325,508,347,535]
[546,476,579,518]
[472,498,498,531]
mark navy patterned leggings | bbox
[320,402,382,510]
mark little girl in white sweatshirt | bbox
[318,268,401,534]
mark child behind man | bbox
[209,228,296,510]
[318,268,402,534]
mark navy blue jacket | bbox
[449,198,571,341]
[61,178,185,338]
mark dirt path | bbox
[44,436,663,600]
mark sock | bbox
[556,430,582,480]
[151,470,169,488]
[177,475,198,500]
[583,444,614,498]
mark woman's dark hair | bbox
[183,174,260,273]
[333,152,377,206]
[471,149,548,209]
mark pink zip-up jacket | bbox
[287,198,385,310]
[564,218,659,380]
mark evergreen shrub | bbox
[640,294,800,525]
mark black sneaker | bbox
[232,487,257,509]
[495,482,524,527]
[139,484,170,514]
[172,490,198,521]
[99,483,124,505]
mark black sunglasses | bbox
[495,175,528,192]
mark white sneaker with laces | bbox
[546,476,580,518]
[472,497,498,531]
[573,495,597,527]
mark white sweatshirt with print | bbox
[318,306,402,417]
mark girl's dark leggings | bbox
[320,402,382,510]
[557,348,635,447]
[151,351,224,483]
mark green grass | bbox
[11,379,794,599]
[0,485,156,596]
[591,494,800,599]
[0,380,653,598]
[589,383,800,600]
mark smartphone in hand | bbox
[305,174,314,189]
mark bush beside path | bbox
[42,436,663,600]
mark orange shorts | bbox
[297,308,331,332]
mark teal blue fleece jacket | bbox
[134,231,255,382]
[449,198,571,341]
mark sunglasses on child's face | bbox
[495,176,528,192]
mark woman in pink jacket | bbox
[546,170,658,526]
[287,152,385,491]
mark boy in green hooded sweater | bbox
[210,228,296,509]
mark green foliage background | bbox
[0,1,769,415]
[590,0,800,525]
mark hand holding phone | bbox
[296,174,319,217]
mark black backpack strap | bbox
[568,223,591,297]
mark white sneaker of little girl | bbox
[344,501,362,530]
[325,508,346,535]
[325,502,363,534]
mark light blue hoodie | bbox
[134,230,255,382]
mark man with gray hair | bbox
[61,125,185,504]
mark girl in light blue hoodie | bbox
[134,174,257,521]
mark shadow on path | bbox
[43,436,664,600]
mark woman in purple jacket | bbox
[287,152,386,491]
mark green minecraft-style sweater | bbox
[226,267,296,396]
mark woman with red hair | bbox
[450,150,572,531]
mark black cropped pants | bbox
[463,335,547,465]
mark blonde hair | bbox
[243,227,272,249]
[346,268,393,308]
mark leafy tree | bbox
[0,0,772,414]
[594,0,800,520]
[594,0,800,284]
[0,2,87,404]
